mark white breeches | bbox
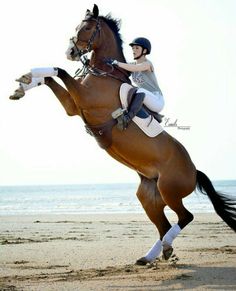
[137,88,164,113]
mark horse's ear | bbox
[85,9,92,18]
[92,4,99,18]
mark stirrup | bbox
[119,113,132,131]
[116,113,131,131]
[112,108,130,131]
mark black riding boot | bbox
[122,92,145,130]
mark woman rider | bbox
[112,37,164,129]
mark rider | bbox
[111,37,164,129]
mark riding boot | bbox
[122,92,145,129]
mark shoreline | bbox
[1,212,236,290]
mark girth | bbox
[85,119,117,149]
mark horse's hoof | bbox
[162,247,173,260]
[9,89,25,100]
[135,257,149,265]
[16,73,32,84]
[9,95,22,100]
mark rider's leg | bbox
[122,88,164,129]
[138,88,164,113]
[123,92,145,126]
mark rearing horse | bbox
[12,4,236,264]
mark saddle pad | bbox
[119,83,163,137]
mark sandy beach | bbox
[0,212,235,290]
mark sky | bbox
[0,0,236,185]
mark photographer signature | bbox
[164,118,191,130]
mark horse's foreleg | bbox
[135,175,172,265]
[11,68,79,116]
[45,77,78,116]
[15,67,80,96]
[56,68,83,98]
[10,68,58,100]
[28,67,84,105]
[9,77,45,100]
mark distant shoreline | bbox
[1,182,235,216]
[0,179,236,187]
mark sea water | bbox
[0,181,235,215]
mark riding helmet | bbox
[129,37,151,54]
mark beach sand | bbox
[0,212,235,290]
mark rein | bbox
[74,56,130,84]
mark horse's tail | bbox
[196,170,236,232]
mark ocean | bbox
[0,181,235,216]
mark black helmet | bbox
[129,37,151,54]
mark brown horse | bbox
[12,4,236,264]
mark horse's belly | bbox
[107,145,161,179]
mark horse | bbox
[11,4,236,265]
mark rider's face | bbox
[131,45,143,59]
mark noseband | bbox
[71,18,101,57]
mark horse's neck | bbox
[90,26,126,69]
[90,44,129,85]
[80,25,126,124]
[90,51,124,69]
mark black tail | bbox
[196,170,236,232]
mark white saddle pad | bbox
[119,83,163,137]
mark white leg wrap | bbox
[162,224,181,250]
[31,67,58,78]
[21,77,44,91]
[144,239,162,262]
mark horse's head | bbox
[66,4,100,61]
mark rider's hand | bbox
[105,58,118,66]
[111,59,118,66]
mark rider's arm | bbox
[116,61,151,72]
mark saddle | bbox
[113,83,163,136]
[84,85,164,150]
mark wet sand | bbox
[0,213,235,290]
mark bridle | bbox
[71,18,101,57]
[71,17,130,84]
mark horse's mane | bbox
[99,14,123,50]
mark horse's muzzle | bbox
[65,48,80,61]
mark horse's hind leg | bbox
[162,200,194,259]
[158,179,195,259]
[135,175,172,264]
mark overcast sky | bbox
[0,0,235,185]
